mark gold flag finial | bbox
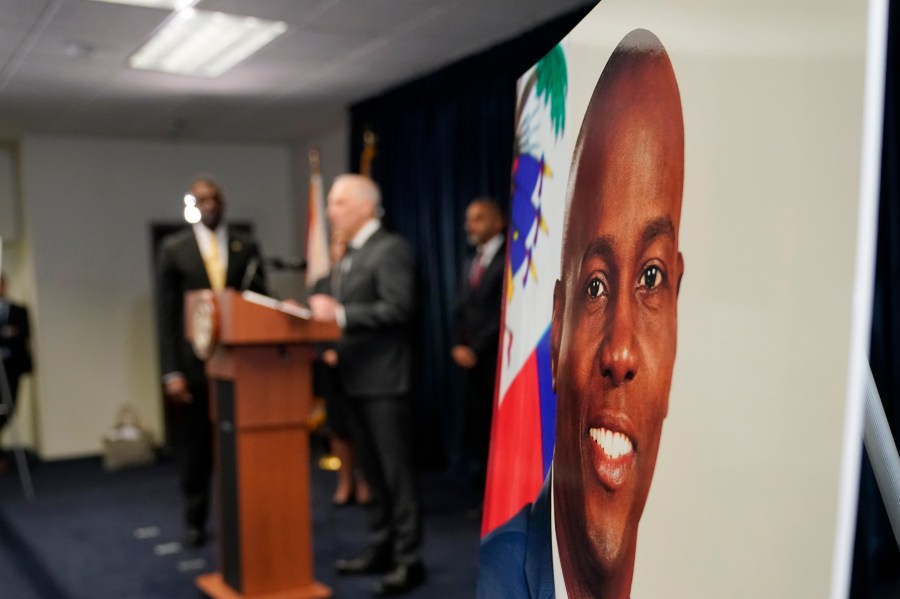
[360,129,377,178]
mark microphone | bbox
[265,257,307,271]
[239,256,260,291]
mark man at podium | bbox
[309,174,425,595]
[156,177,267,548]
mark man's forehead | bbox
[568,162,681,226]
[330,180,361,200]
[564,126,682,242]
[563,178,680,277]
[193,182,219,197]
[467,202,488,216]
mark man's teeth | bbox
[589,427,633,458]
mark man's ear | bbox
[551,279,563,393]
[676,251,685,296]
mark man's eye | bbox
[640,266,662,290]
[587,277,605,298]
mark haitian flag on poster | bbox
[482,45,570,537]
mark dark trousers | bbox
[343,390,422,566]
[0,361,20,433]
[465,351,497,479]
[174,380,212,530]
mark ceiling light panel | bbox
[86,0,194,9]
[129,9,288,78]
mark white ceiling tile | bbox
[0,0,598,141]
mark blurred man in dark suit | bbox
[309,174,424,596]
[156,177,266,547]
[452,198,506,483]
[0,272,32,475]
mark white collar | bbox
[349,218,381,250]
[192,222,226,245]
[477,233,505,265]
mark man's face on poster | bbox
[551,37,684,594]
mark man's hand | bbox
[163,375,193,405]
[451,345,477,369]
[322,349,339,367]
[309,294,340,324]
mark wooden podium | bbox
[185,290,339,599]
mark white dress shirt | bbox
[335,218,382,328]
[192,222,229,272]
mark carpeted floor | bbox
[0,449,482,598]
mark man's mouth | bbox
[588,426,635,490]
[589,427,633,458]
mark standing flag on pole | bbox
[359,129,377,178]
[305,149,329,287]
[482,44,569,537]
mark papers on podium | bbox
[241,290,311,320]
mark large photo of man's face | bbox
[550,28,684,598]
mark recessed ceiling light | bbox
[129,8,288,78]
[63,41,95,59]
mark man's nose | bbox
[598,293,638,386]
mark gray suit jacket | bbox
[336,227,416,397]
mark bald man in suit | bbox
[309,174,424,596]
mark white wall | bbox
[20,135,294,459]
[0,143,19,241]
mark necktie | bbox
[469,248,485,289]
[334,247,354,301]
[203,236,226,291]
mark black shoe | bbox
[183,526,207,548]
[372,562,426,596]
[335,548,393,575]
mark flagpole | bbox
[305,148,330,289]
[360,129,377,178]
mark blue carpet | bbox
[0,452,481,598]
[0,520,44,599]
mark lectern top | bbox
[185,289,340,348]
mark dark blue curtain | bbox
[348,4,596,468]
[851,1,900,596]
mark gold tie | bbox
[204,237,226,291]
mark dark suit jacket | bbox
[156,226,266,385]
[310,272,337,397]
[0,302,33,377]
[477,475,553,599]
[335,226,415,397]
[453,240,505,360]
